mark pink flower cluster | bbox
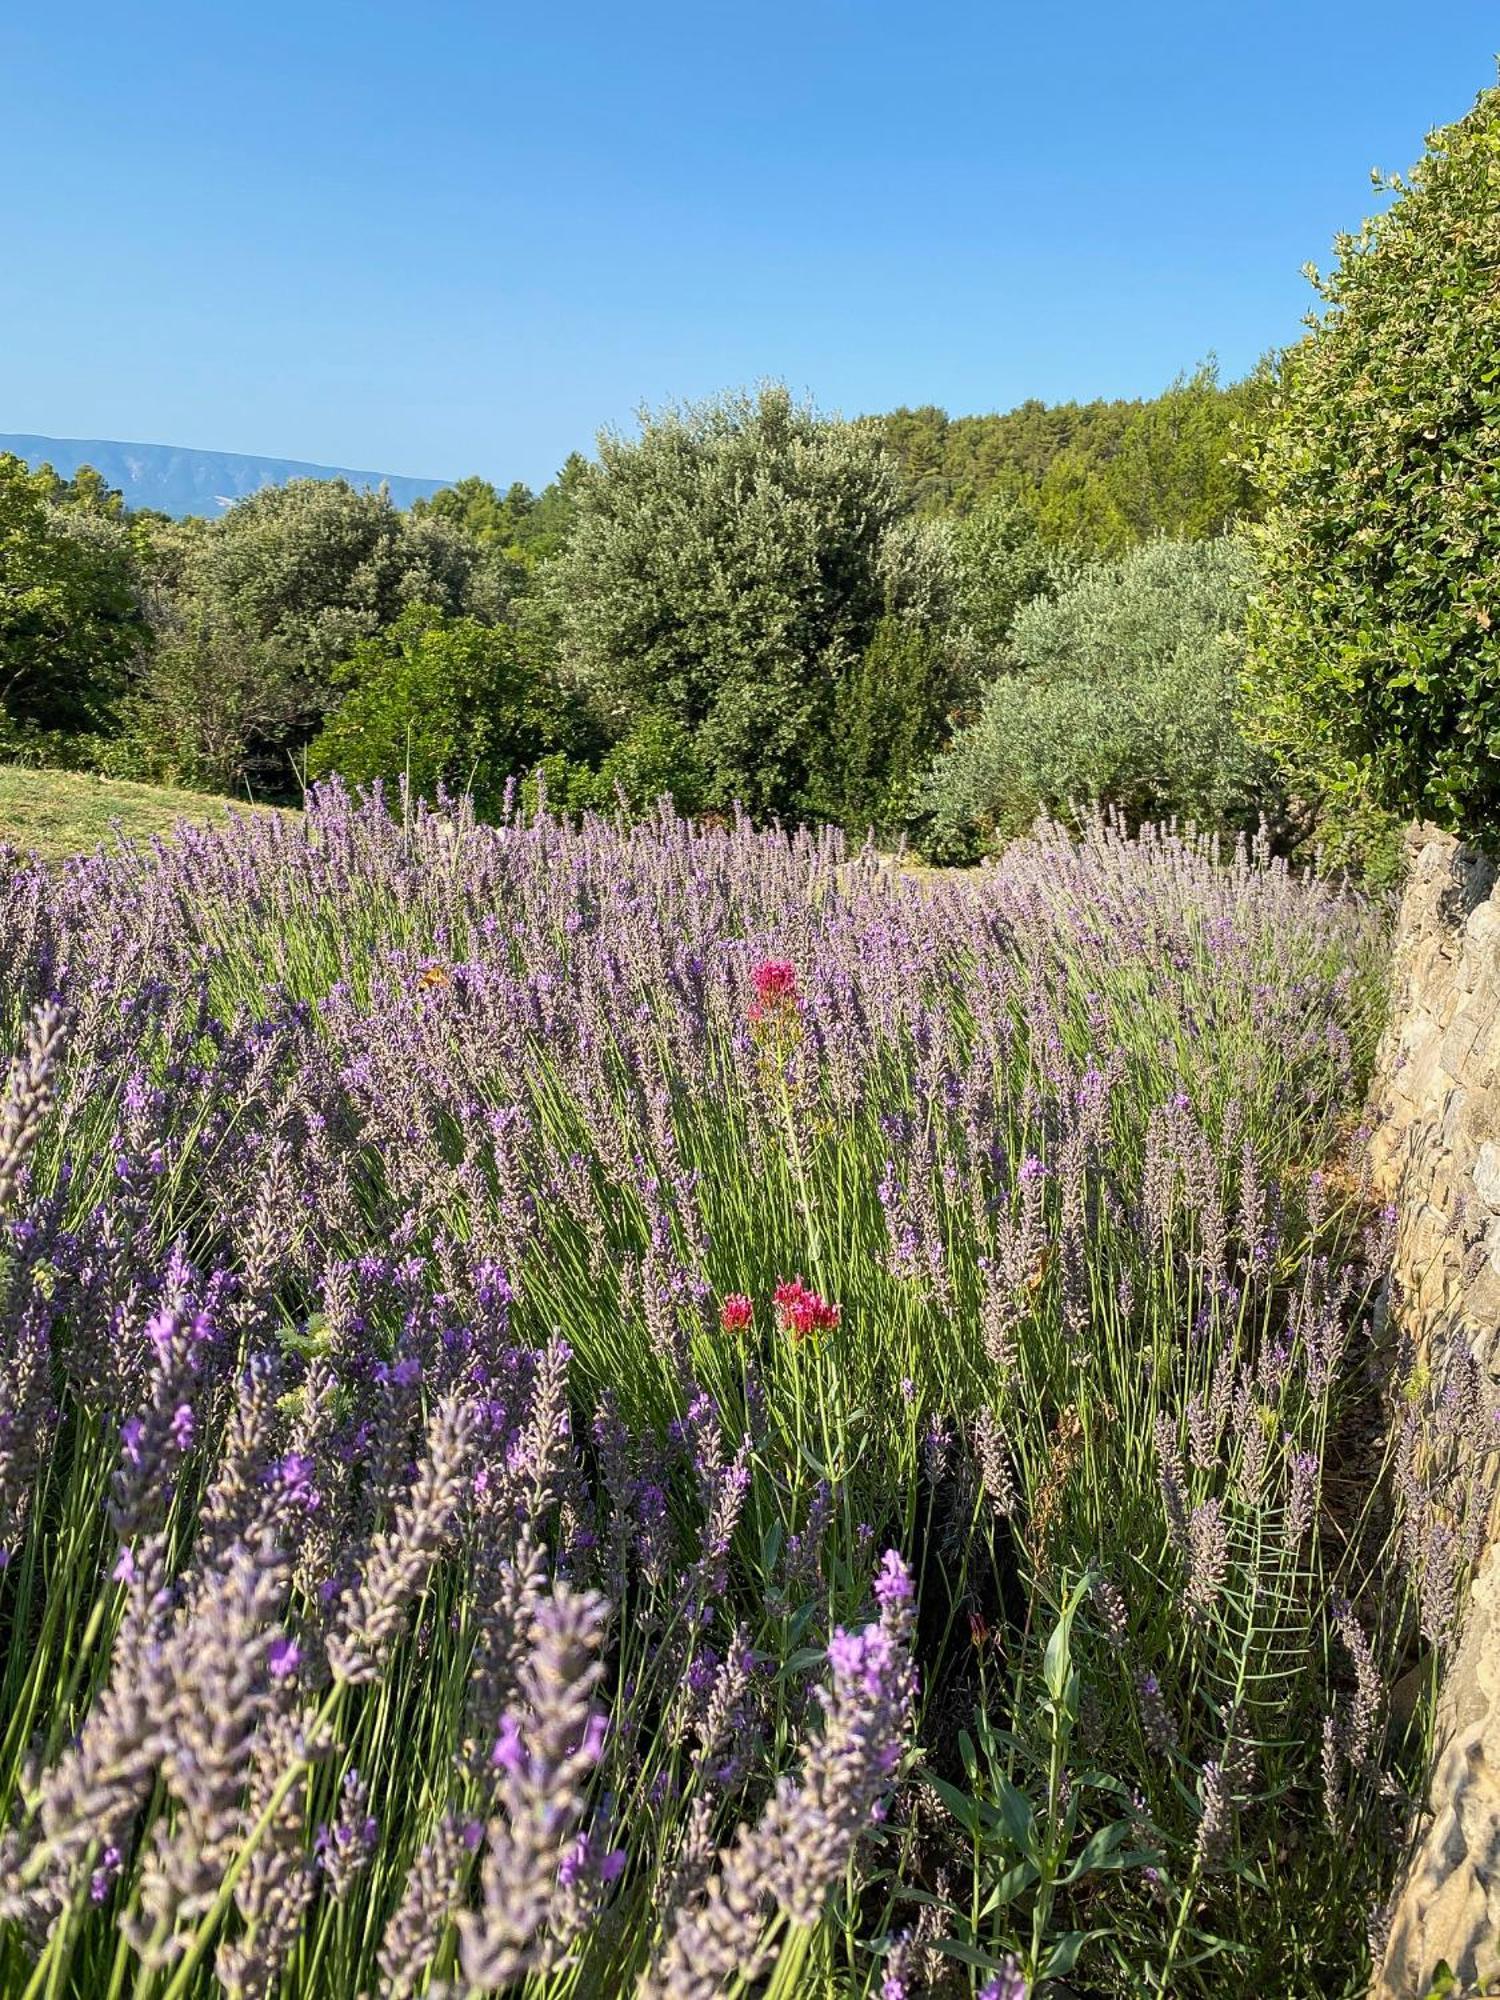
[773,1277,841,1342]
[748,957,800,1026]
[719,1294,754,1334]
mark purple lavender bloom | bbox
[979,1962,1028,2000]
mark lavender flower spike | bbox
[0,1000,67,1214]
[326,1394,476,1684]
[641,1549,916,1999]
[456,1582,611,1989]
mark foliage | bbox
[920,537,1273,859]
[161,476,509,675]
[820,615,959,834]
[0,793,1429,1998]
[307,604,571,815]
[0,454,148,734]
[117,606,303,795]
[951,493,1064,659]
[543,386,910,819]
[413,454,588,565]
[878,365,1266,551]
[1030,365,1267,553]
[1247,86,1500,845]
[525,713,708,819]
[124,479,518,794]
[878,395,1138,515]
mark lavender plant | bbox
[0,783,1434,1997]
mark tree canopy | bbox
[1248,85,1500,844]
[0,454,147,736]
[543,387,912,819]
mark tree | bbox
[822,617,956,834]
[306,604,572,816]
[918,537,1275,859]
[413,459,586,566]
[951,494,1061,659]
[0,454,147,735]
[1247,85,1500,845]
[1032,364,1265,552]
[543,386,910,818]
[128,478,513,793]
[875,370,1265,552]
[180,477,501,677]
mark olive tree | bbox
[541,387,915,819]
[919,536,1275,859]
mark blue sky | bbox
[3,3,1495,487]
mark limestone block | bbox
[1375,1544,1500,1999]
[1466,900,1500,974]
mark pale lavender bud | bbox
[0,1002,67,1213]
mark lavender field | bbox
[0,787,1459,1996]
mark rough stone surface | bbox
[1372,828,1500,2000]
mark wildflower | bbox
[773,1277,840,1341]
[376,1814,477,2000]
[326,1395,476,1684]
[1185,1498,1229,1625]
[457,1585,611,1989]
[1137,1670,1178,1757]
[89,1845,122,1904]
[873,1548,914,1610]
[1286,1446,1320,1548]
[719,1294,753,1334]
[0,1001,68,1214]
[266,1634,303,1681]
[749,959,799,1014]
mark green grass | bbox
[0,765,283,862]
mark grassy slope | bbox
[0,765,281,862]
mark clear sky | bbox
[3,3,1495,487]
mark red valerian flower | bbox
[751,959,798,1005]
[720,1294,754,1334]
[749,958,801,1027]
[773,1276,841,1341]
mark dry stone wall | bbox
[1370,828,1500,2000]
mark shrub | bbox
[1248,85,1500,845]
[820,616,958,835]
[306,604,569,816]
[529,712,708,818]
[951,492,1062,659]
[919,537,1275,858]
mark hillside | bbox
[0,432,450,518]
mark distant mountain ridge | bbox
[0,432,452,518]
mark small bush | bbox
[531,711,709,818]
[819,617,960,835]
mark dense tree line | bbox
[0,365,1270,844]
[7,64,1499,887]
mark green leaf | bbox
[1043,1930,1093,1979]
